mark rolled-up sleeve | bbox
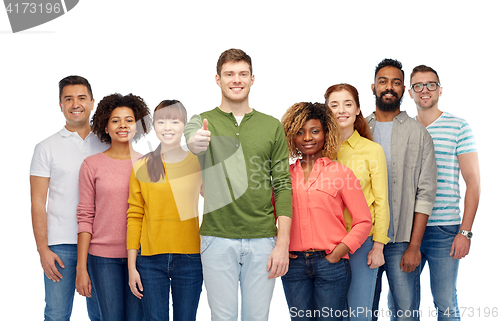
[270,124,292,219]
[415,130,437,215]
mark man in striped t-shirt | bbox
[410,65,481,320]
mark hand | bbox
[75,268,92,297]
[38,247,64,282]
[325,243,349,264]
[325,251,342,264]
[129,268,143,299]
[400,244,421,273]
[267,243,289,279]
[189,119,211,154]
[367,242,385,269]
[450,234,471,259]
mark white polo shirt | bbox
[30,127,108,245]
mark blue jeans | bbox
[282,251,351,321]
[44,244,101,321]
[136,253,203,321]
[200,236,277,321]
[373,242,421,321]
[345,237,379,321]
[88,254,143,321]
[420,225,460,320]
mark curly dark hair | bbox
[281,102,340,160]
[91,93,152,144]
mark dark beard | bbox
[375,90,403,112]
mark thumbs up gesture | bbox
[189,119,211,154]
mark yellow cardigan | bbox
[127,152,202,255]
[337,130,390,244]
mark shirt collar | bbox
[367,110,409,124]
[58,126,93,141]
[58,126,73,137]
[342,130,361,149]
[292,156,332,169]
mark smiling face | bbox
[409,71,442,110]
[372,66,405,112]
[59,84,94,130]
[327,90,360,134]
[155,118,185,148]
[105,107,137,144]
[294,118,325,159]
[216,60,254,104]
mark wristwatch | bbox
[459,229,473,239]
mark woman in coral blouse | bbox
[76,93,151,321]
[127,100,203,321]
[280,102,372,320]
[324,84,390,321]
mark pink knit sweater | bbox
[77,152,141,258]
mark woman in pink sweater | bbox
[76,93,151,321]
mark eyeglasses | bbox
[411,82,440,92]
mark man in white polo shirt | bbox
[30,76,106,321]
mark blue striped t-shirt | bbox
[425,112,477,226]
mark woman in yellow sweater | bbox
[127,100,203,321]
[324,84,390,321]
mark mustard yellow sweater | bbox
[127,152,202,255]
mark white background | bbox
[1,1,497,320]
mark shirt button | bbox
[236,144,239,148]
[236,133,240,136]
[235,123,238,126]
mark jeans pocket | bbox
[267,236,277,248]
[200,236,216,254]
[436,225,460,236]
[185,253,201,259]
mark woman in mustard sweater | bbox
[127,100,203,321]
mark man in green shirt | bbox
[185,48,292,321]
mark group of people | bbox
[30,49,480,321]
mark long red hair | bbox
[324,83,373,141]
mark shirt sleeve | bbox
[414,129,437,215]
[340,170,372,254]
[370,144,391,244]
[270,122,292,219]
[76,159,96,235]
[30,143,50,177]
[457,120,477,155]
[127,164,145,250]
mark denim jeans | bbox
[43,244,101,321]
[88,254,143,321]
[282,251,351,321]
[136,253,203,321]
[373,242,421,321]
[420,225,460,320]
[345,237,379,321]
[200,236,277,321]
